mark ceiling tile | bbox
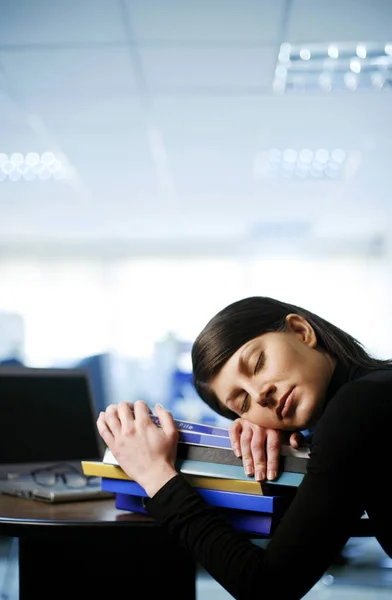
[0,91,31,133]
[151,94,386,149]
[128,0,286,43]
[140,46,276,89]
[0,48,138,102]
[1,0,125,45]
[288,0,392,43]
[26,96,147,133]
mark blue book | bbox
[102,477,282,513]
[116,493,148,514]
[115,493,274,536]
[221,508,274,536]
[132,412,230,437]
[177,431,232,448]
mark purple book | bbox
[131,410,230,437]
[115,493,275,536]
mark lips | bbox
[277,387,294,420]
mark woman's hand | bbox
[228,418,304,481]
[97,400,179,497]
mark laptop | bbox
[0,367,114,503]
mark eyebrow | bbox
[223,347,254,407]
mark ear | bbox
[285,314,317,348]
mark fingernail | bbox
[155,403,164,408]
[245,464,253,476]
[255,470,265,482]
[233,446,241,457]
[267,470,277,481]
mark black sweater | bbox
[146,362,392,599]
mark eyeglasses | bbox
[31,463,100,489]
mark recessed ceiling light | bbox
[328,45,339,59]
[0,152,68,182]
[254,148,351,181]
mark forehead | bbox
[216,334,266,376]
[216,331,290,374]
[230,331,280,358]
[209,337,263,397]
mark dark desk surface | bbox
[0,494,152,526]
[0,494,160,540]
[0,494,197,599]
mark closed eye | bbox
[253,351,264,375]
[240,394,250,414]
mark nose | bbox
[257,382,276,408]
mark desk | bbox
[0,495,196,600]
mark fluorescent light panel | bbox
[274,42,392,93]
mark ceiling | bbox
[0,0,391,257]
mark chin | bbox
[291,412,310,431]
[293,400,315,430]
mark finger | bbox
[96,411,114,445]
[289,431,305,449]
[116,401,135,425]
[133,399,153,420]
[249,428,267,482]
[265,429,282,481]
[125,402,135,415]
[154,404,178,438]
[239,427,255,477]
[104,403,122,435]
[126,401,152,415]
[228,420,243,457]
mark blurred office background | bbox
[1,1,392,597]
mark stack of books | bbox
[82,417,309,537]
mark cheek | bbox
[289,347,315,378]
[247,406,276,429]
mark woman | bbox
[97,296,392,599]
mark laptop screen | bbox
[0,367,104,475]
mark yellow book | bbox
[81,460,264,495]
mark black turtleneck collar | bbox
[302,361,368,439]
[325,360,372,407]
[325,360,351,404]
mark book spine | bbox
[196,488,278,513]
[102,477,279,513]
[103,441,309,467]
[176,459,304,487]
[101,453,304,486]
[115,493,273,535]
[177,444,308,474]
[181,475,264,495]
[103,433,232,466]
[220,508,273,536]
[131,411,230,437]
[102,477,147,496]
[82,461,265,494]
[178,430,233,448]
[177,443,243,466]
[115,493,148,514]
[82,460,131,480]
[281,455,308,474]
